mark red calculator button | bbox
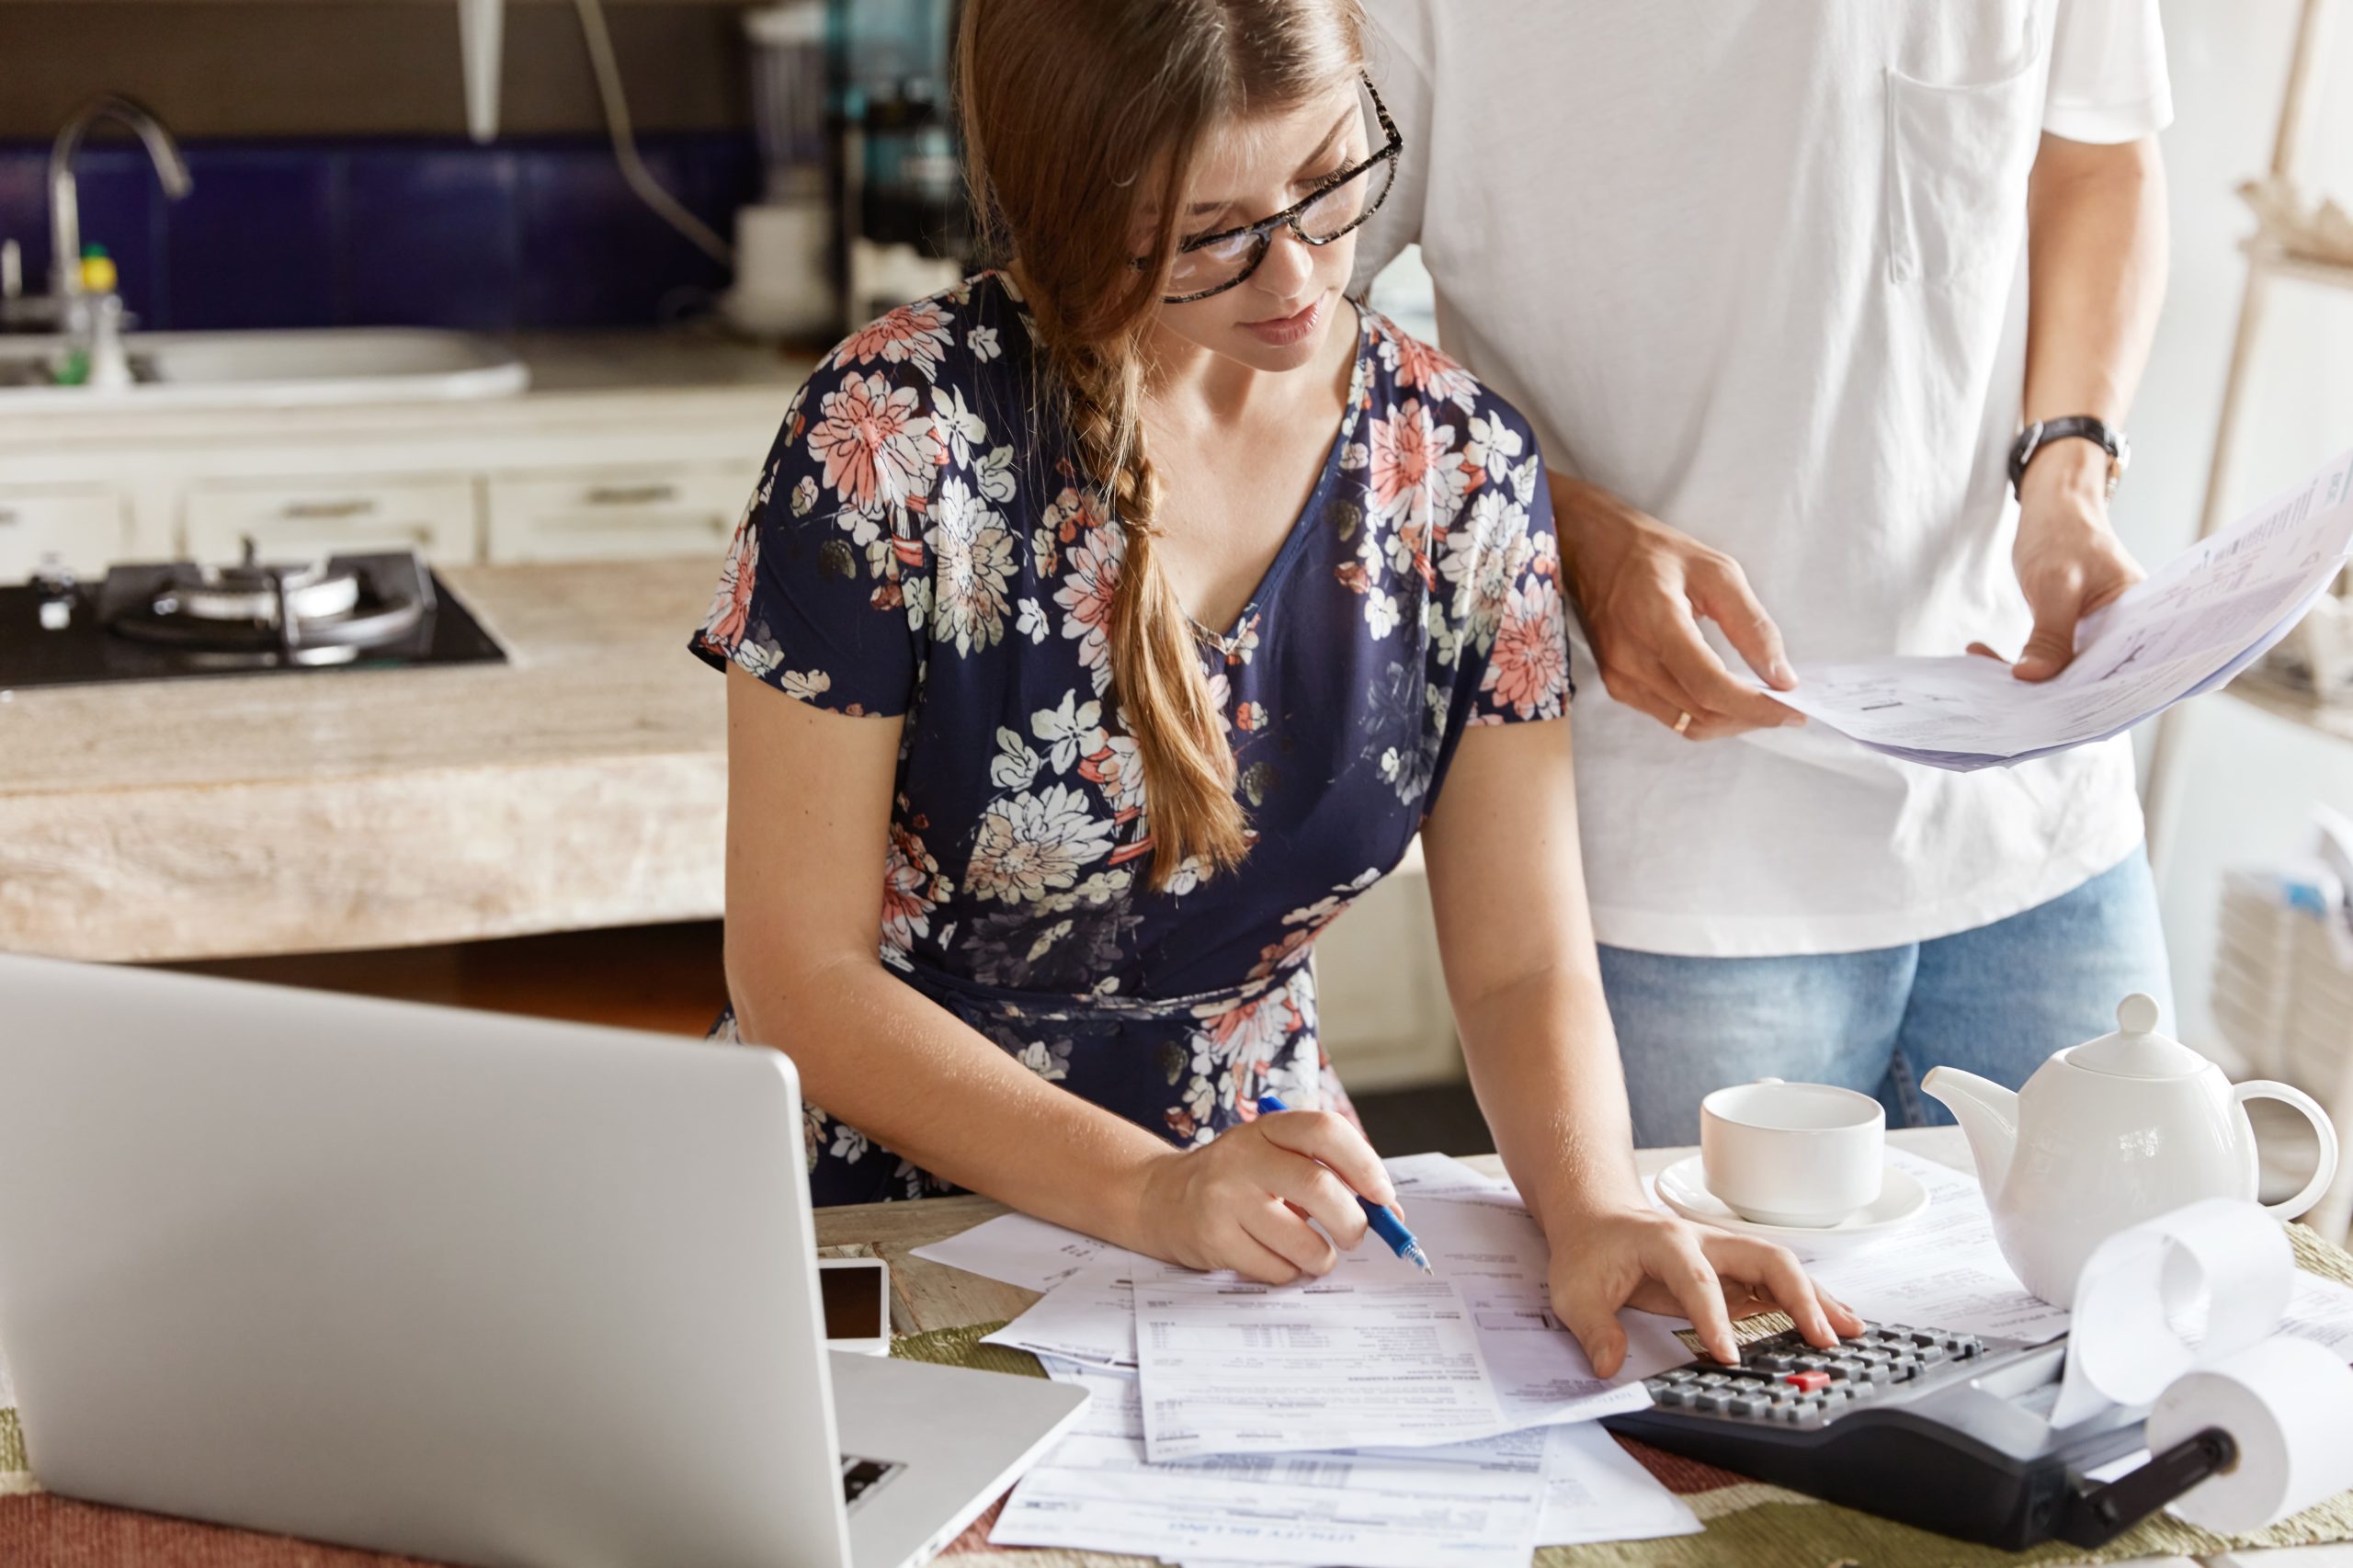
[1784,1371,1831,1392]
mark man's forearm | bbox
[2022,133,2168,431]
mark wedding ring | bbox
[1673,710,1694,735]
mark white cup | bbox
[1699,1080,1885,1228]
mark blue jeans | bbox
[1601,851,2173,1148]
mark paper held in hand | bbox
[1766,448,2353,770]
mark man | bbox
[1353,2,2174,1144]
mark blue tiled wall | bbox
[0,132,761,332]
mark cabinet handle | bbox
[584,483,680,506]
[281,498,379,520]
[0,510,17,527]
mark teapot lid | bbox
[2068,994,2208,1079]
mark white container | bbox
[1699,1080,1885,1228]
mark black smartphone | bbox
[817,1256,891,1352]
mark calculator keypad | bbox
[1644,1323,1984,1426]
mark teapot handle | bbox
[2233,1080,2342,1219]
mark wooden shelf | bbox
[2224,663,2353,745]
[2248,242,2353,293]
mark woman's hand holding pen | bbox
[1543,1199,1866,1378]
[1134,1107,1395,1286]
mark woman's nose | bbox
[1254,225,1319,299]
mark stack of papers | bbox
[909,1145,2353,1566]
[913,1154,1701,1565]
[1775,448,2353,769]
[994,1357,1699,1568]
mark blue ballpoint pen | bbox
[1255,1095,1433,1274]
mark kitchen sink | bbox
[0,328,529,410]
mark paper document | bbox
[983,1178,1668,1452]
[983,1251,1142,1369]
[1772,448,2353,770]
[998,1359,1543,1568]
[909,1210,1117,1292]
[1684,1150,2075,1344]
[1718,1151,2353,1358]
[1412,1196,1680,1428]
[1136,1246,1508,1460]
[1386,1152,1524,1206]
[1003,1360,1698,1567]
[1535,1421,1704,1546]
[922,1153,1501,1297]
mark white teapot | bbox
[1922,994,2339,1307]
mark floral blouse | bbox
[692,270,1569,1205]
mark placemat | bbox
[3,1225,2350,1567]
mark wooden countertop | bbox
[0,559,728,962]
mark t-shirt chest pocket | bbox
[1883,21,2048,286]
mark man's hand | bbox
[1552,476,1803,740]
[1543,1201,1865,1377]
[1992,441,2145,681]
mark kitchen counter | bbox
[0,560,728,963]
[0,330,819,456]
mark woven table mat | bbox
[3,1225,2351,1567]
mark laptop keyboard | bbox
[841,1455,902,1508]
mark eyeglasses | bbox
[1147,77,1403,305]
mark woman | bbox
[694,0,1859,1375]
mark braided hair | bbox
[956,0,1364,889]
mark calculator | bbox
[1600,1321,2238,1550]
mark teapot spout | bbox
[1920,1066,2019,1206]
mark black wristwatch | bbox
[2009,416,2130,501]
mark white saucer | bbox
[1654,1154,1929,1241]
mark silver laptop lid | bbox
[0,953,855,1568]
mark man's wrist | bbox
[2018,436,2110,514]
[2012,415,2128,502]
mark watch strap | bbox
[2010,415,2130,501]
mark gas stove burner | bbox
[107,544,429,653]
[2,549,505,691]
[162,556,364,624]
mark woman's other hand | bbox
[1545,1202,1866,1377]
[1135,1108,1395,1284]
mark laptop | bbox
[0,953,1087,1568]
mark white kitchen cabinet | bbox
[0,335,807,579]
[1314,846,1465,1092]
[0,487,132,578]
[183,474,480,563]
[485,465,754,563]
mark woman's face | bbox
[1145,82,1370,377]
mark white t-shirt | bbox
[1354,0,2173,958]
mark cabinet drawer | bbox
[184,476,479,563]
[485,466,754,563]
[0,488,131,579]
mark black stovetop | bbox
[0,554,506,692]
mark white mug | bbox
[1700,1079,1885,1228]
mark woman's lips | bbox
[1242,293,1325,347]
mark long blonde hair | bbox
[955,0,1365,890]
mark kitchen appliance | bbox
[0,545,504,691]
[833,0,966,328]
[1924,994,2341,1307]
[729,1,838,338]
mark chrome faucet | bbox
[48,95,191,308]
